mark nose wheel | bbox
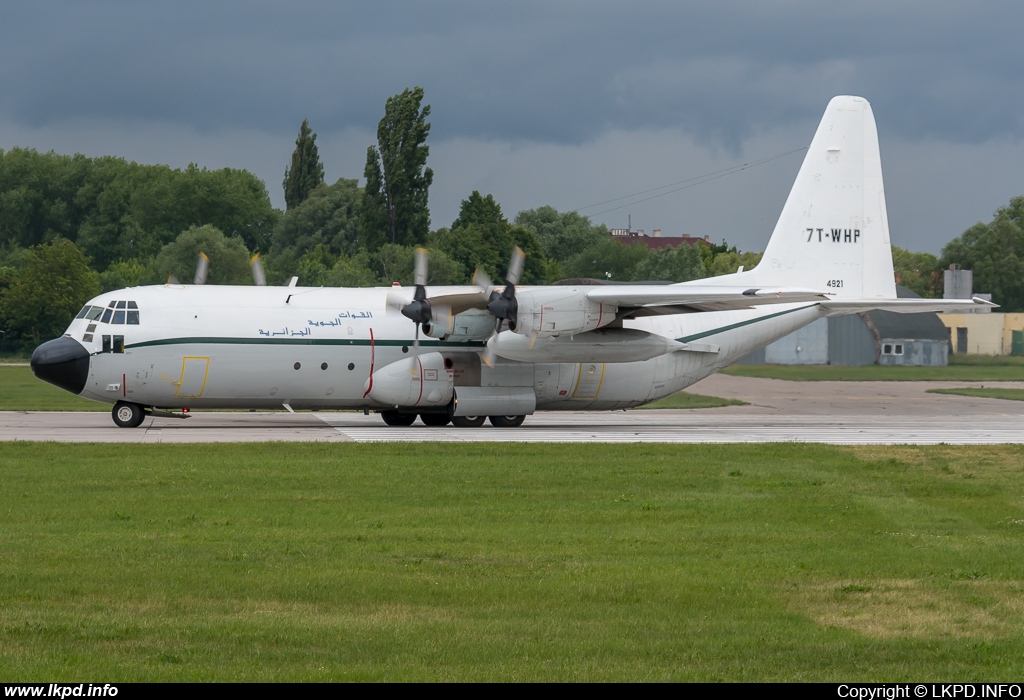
[112,401,147,428]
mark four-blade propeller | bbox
[473,247,524,367]
[399,248,432,348]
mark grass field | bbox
[3,442,1024,681]
[722,360,1024,382]
[928,387,1024,402]
[0,365,106,411]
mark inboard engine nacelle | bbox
[365,353,453,408]
[513,288,617,338]
[422,308,495,341]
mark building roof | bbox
[866,286,950,341]
[608,229,710,250]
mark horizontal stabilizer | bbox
[819,297,998,315]
[586,285,827,312]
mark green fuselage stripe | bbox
[126,337,485,350]
[123,304,820,353]
[674,304,819,343]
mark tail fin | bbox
[719,96,896,299]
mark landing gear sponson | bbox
[378,411,526,428]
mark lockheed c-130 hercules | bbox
[31,96,993,428]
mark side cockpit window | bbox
[76,306,105,321]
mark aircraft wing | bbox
[585,285,830,313]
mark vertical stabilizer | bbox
[714,96,896,299]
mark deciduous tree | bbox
[156,225,251,285]
[0,238,101,345]
[940,197,1024,311]
[361,88,433,249]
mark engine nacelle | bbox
[364,352,453,408]
[491,327,683,363]
[513,288,617,338]
[422,308,495,341]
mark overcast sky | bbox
[2,1,1022,254]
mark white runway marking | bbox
[315,413,1024,445]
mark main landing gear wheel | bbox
[451,416,486,428]
[488,415,526,428]
[380,410,416,427]
[420,413,451,427]
[112,401,146,428]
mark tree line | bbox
[1,86,1020,353]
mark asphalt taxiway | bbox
[2,375,1023,445]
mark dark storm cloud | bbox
[2,1,1022,146]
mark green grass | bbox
[927,387,1024,402]
[722,361,1024,382]
[639,391,747,409]
[3,442,1024,681]
[0,365,106,411]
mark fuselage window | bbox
[113,335,124,353]
[112,310,125,324]
[102,335,111,353]
[82,334,94,342]
[85,307,103,321]
[127,310,140,324]
[101,308,113,323]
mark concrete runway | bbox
[3,374,1023,444]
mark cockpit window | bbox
[75,306,89,319]
[90,301,139,324]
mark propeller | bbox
[477,247,525,367]
[194,252,210,285]
[399,248,431,348]
[250,254,267,286]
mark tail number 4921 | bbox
[825,279,844,288]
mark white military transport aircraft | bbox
[31,96,992,428]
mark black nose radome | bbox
[31,336,90,395]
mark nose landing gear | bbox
[112,401,147,428]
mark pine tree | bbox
[283,119,325,210]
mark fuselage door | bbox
[572,362,605,399]
[175,356,210,399]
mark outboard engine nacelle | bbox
[513,287,617,338]
[364,352,453,408]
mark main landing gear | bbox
[378,411,526,428]
[111,401,147,428]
